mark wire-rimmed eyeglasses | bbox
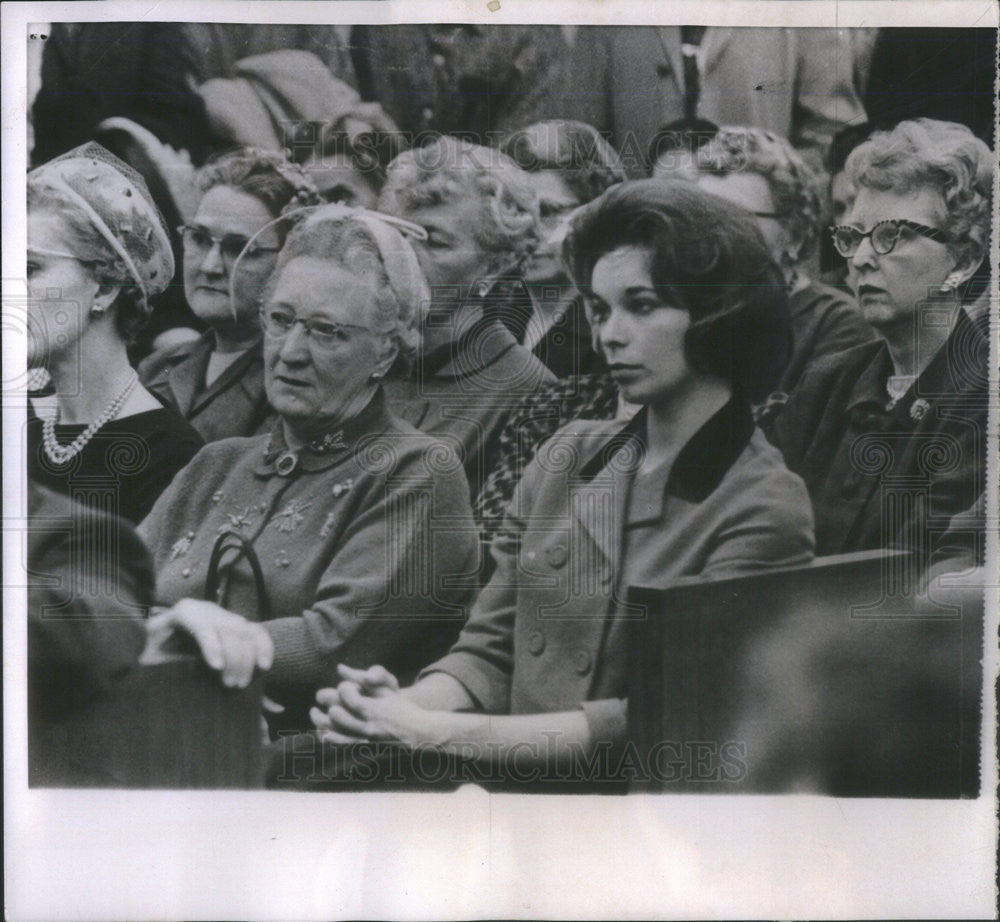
[259,307,388,349]
[178,224,280,269]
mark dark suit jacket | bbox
[525,294,604,380]
[28,484,151,783]
[138,332,274,443]
[570,26,864,174]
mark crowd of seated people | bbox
[22,24,995,790]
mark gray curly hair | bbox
[844,118,994,273]
[378,136,540,276]
[694,125,823,267]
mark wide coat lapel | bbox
[188,340,265,416]
[654,26,686,89]
[564,421,639,623]
[699,26,733,74]
[164,338,212,415]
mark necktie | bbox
[680,25,708,122]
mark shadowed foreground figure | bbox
[28,483,271,788]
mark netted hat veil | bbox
[28,142,175,314]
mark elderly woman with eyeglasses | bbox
[138,148,320,442]
[138,205,479,735]
[376,136,555,502]
[770,119,993,558]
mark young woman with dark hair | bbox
[310,179,814,783]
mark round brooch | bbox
[910,398,930,422]
[275,451,299,477]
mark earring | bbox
[90,306,105,316]
[474,280,491,299]
[939,272,963,296]
[369,372,383,384]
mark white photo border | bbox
[4,2,998,919]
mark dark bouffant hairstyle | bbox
[563,179,792,401]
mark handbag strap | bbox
[204,530,272,621]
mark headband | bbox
[232,202,431,325]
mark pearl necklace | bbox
[41,371,139,465]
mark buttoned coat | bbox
[424,399,815,745]
[138,331,274,443]
[571,26,865,174]
[138,392,479,727]
[770,309,988,556]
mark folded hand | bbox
[312,673,433,748]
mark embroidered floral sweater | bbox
[138,392,479,711]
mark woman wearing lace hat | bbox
[26,142,203,524]
[138,204,478,735]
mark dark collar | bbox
[255,388,390,476]
[578,395,756,503]
[667,396,756,502]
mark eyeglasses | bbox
[829,219,949,258]
[260,307,385,349]
[178,225,280,268]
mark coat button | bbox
[572,649,592,676]
[527,631,546,655]
[545,544,568,568]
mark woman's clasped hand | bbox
[312,665,439,747]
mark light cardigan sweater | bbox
[139,391,479,706]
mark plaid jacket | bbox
[475,372,619,544]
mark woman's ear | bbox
[90,280,121,316]
[948,250,983,289]
[372,336,399,379]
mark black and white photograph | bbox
[3,0,998,917]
